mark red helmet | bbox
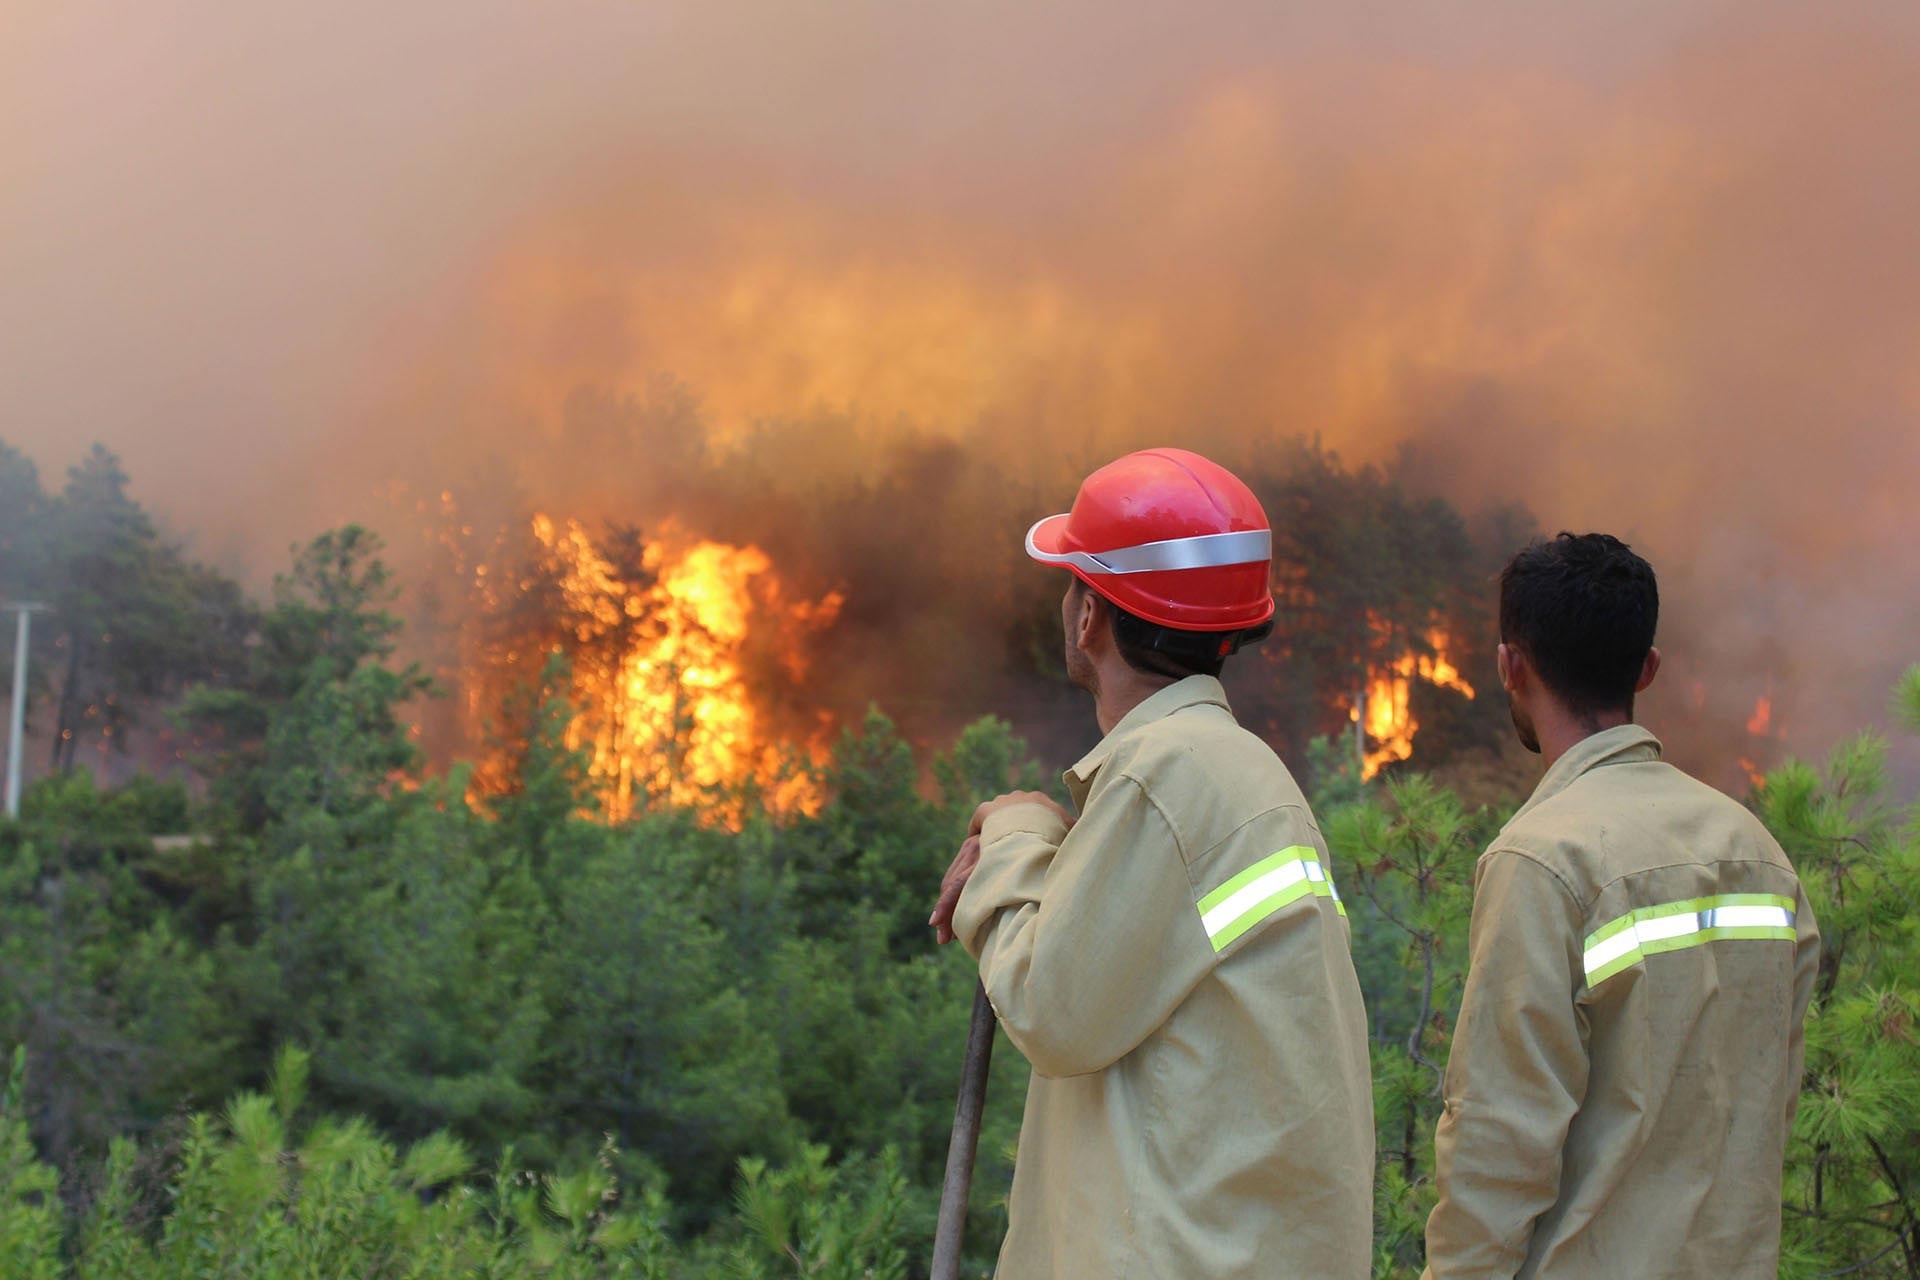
[1025,448,1275,632]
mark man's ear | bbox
[1076,588,1104,652]
[1636,646,1661,694]
[1497,642,1523,694]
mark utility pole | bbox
[5,602,47,820]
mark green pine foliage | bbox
[0,1043,912,1278]
[1323,771,1498,1277]
[1756,726,1920,1277]
[1896,664,1920,735]
[0,1049,62,1280]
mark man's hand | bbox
[930,792,1076,945]
[930,836,982,945]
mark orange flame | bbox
[1739,687,1784,790]
[1351,624,1476,780]
[530,514,842,825]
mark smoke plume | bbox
[4,0,1916,781]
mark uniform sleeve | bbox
[950,772,1213,1078]
[1424,850,1591,1280]
[1784,880,1821,1131]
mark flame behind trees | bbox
[1354,624,1479,780]
[1740,686,1788,790]
[1257,449,1503,783]
[470,515,842,825]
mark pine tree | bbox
[1763,667,1920,1278]
[28,446,249,772]
[1325,774,1490,1276]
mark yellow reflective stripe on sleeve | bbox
[1582,893,1796,988]
[1197,846,1346,953]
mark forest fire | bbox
[522,514,842,825]
[1352,627,1477,780]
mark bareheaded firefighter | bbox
[928,448,1374,1279]
[1424,533,1820,1279]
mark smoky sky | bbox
[3,0,1917,765]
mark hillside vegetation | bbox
[2,450,1916,1274]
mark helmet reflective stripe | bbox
[1025,520,1272,577]
[1582,893,1797,989]
[1198,846,1346,954]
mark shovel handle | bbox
[930,980,997,1280]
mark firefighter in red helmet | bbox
[931,448,1375,1279]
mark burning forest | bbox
[7,1,1916,799]
[374,418,1523,822]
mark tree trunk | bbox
[49,632,84,773]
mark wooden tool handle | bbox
[929,980,997,1280]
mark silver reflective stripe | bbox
[1025,519,1271,576]
[1581,893,1797,989]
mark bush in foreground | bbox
[0,1045,908,1280]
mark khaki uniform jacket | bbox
[1424,725,1820,1280]
[953,677,1374,1280]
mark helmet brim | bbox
[1024,513,1076,563]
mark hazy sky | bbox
[3,0,1917,758]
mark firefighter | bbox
[1423,533,1820,1279]
[929,447,1374,1280]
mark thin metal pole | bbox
[930,981,997,1280]
[5,606,30,819]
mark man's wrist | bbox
[953,813,1066,955]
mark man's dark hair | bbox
[1071,578,1271,680]
[1499,532,1659,718]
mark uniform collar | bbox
[1064,675,1231,803]
[1508,722,1663,825]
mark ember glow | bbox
[1351,626,1478,781]
[526,515,842,824]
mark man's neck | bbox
[1537,705,1635,771]
[1092,666,1181,735]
